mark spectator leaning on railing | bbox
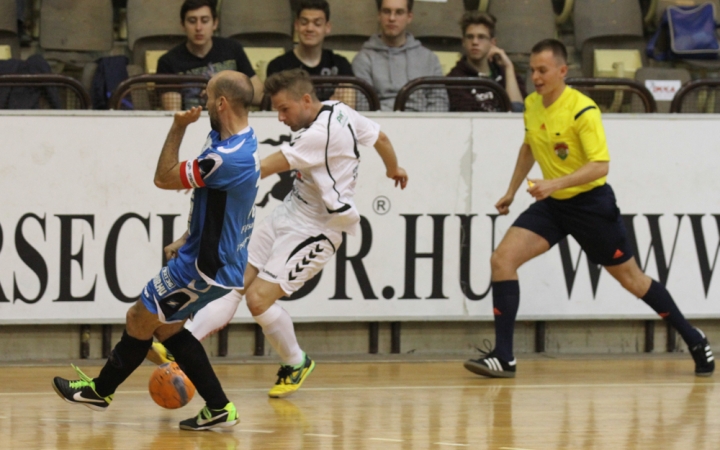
[156,0,264,109]
[447,11,525,112]
[352,0,448,112]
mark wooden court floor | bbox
[0,355,718,449]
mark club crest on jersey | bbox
[554,142,569,160]
[336,110,348,127]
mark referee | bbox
[464,39,714,378]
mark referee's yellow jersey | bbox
[523,86,610,200]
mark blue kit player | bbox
[52,71,259,431]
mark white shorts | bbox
[248,207,342,295]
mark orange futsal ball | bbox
[148,362,196,409]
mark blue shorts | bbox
[140,266,231,323]
[512,184,633,266]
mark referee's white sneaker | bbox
[464,350,516,378]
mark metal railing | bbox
[566,78,657,113]
[394,76,512,112]
[669,79,720,113]
[109,74,209,110]
[260,76,381,112]
[0,74,91,109]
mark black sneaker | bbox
[179,403,239,431]
[689,329,715,377]
[52,364,113,412]
[464,348,517,378]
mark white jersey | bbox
[280,101,381,235]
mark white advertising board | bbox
[1,112,720,323]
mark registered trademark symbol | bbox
[373,196,390,215]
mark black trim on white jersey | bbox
[322,103,352,214]
[347,123,360,159]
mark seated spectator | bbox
[447,11,525,112]
[267,0,355,105]
[156,0,263,109]
[352,0,448,112]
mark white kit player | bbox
[177,68,409,397]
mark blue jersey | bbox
[171,126,259,289]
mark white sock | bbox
[185,290,242,341]
[254,303,304,367]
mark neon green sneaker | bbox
[268,354,316,398]
[52,364,113,412]
[179,402,239,431]
[150,341,175,364]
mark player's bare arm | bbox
[488,45,523,104]
[260,151,291,179]
[164,230,189,260]
[496,143,535,215]
[249,75,264,106]
[528,161,608,201]
[374,131,408,189]
[154,106,203,189]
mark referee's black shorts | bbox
[512,184,634,267]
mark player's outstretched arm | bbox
[260,151,291,179]
[496,143,535,215]
[154,107,202,190]
[373,131,408,189]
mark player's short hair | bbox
[213,72,254,110]
[181,0,217,22]
[376,0,414,13]
[264,68,318,101]
[296,0,330,21]
[531,39,568,65]
[459,11,496,38]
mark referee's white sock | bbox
[254,303,305,367]
[185,290,243,341]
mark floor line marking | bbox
[236,429,274,434]
[369,437,404,442]
[6,381,714,397]
[40,418,141,426]
[435,442,469,447]
[304,433,338,438]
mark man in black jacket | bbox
[157,0,264,108]
[447,11,525,112]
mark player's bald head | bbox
[208,70,254,111]
[264,68,318,101]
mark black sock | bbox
[642,280,702,347]
[94,330,152,397]
[492,280,520,361]
[163,329,229,410]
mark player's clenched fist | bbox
[495,193,514,215]
[174,106,202,127]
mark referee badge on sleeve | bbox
[554,142,569,160]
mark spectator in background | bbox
[352,0,448,112]
[157,0,263,109]
[268,0,352,79]
[17,0,31,46]
[267,0,355,105]
[447,11,525,112]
